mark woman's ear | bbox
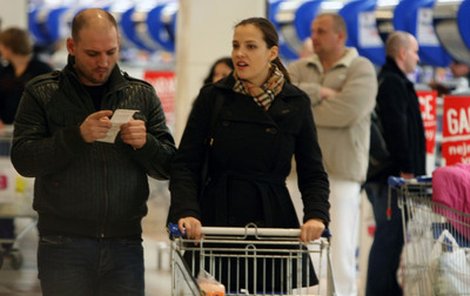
[269,45,279,62]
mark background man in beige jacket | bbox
[288,13,377,296]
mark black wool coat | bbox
[169,75,330,228]
[374,57,426,180]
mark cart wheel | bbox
[9,249,23,270]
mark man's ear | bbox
[66,38,75,55]
[397,46,407,62]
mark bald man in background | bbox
[364,31,425,296]
[11,8,176,295]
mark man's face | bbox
[67,25,119,86]
[311,16,342,58]
[450,62,470,78]
[403,37,419,74]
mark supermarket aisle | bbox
[0,180,173,296]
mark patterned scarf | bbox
[233,63,285,111]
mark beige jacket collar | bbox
[308,47,359,72]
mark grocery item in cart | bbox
[392,176,470,296]
[433,163,470,240]
[197,269,225,296]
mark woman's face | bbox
[212,62,232,83]
[231,24,278,86]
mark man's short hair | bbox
[386,31,412,58]
[71,9,118,41]
[315,13,348,40]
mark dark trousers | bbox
[364,182,404,296]
[37,235,144,296]
[0,218,14,250]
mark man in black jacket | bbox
[365,31,426,296]
[11,8,176,296]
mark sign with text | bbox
[417,90,437,154]
[143,71,176,131]
[441,95,470,165]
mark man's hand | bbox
[319,87,337,100]
[120,120,147,150]
[400,172,414,180]
[178,217,202,241]
[80,110,113,143]
[300,218,325,242]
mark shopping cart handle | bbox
[168,223,183,238]
[388,176,405,188]
[388,175,432,188]
[168,223,331,239]
[416,175,432,183]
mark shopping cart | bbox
[0,127,37,269]
[389,176,470,295]
[168,223,335,296]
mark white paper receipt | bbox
[97,109,138,143]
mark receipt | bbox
[97,109,138,143]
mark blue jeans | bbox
[364,182,403,296]
[37,235,144,296]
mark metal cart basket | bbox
[0,127,37,269]
[169,223,335,296]
[389,176,470,296]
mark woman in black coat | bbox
[168,17,330,293]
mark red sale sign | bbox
[417,90,437,154]
[143,71,176,130]
[441,95,470,165]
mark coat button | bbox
[265,127,278,134]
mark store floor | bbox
[0,180,173,296]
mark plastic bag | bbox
[430,229,470,295]
[397,217,434,295]
[197,269,225,296]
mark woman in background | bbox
[203,56,234,85]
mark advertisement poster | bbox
[358,12,383,48]
[441,95,470,165]
[417,90,437,154]
[143,71,176,131]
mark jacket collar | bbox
[381,56,408,79]
[307,47,359,72]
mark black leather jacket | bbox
[11,59,176,238]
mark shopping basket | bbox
[168,223,335,296]
[389,176,470,296]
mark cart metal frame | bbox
[170,224,335,296]
[389,176,470,295]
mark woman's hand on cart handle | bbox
[300,218,325,242]
[178,217,202,241]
